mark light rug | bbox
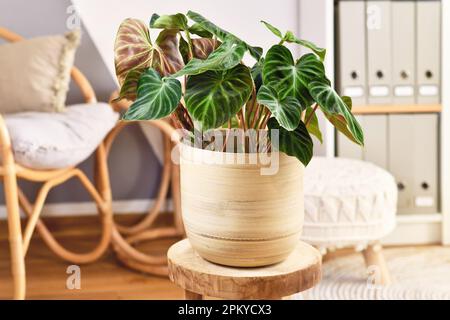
[296,246,450,300]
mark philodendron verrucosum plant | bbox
[114,11,364,166]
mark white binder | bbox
[388,114,438,214]
[366,0,392,105]
[337,115,388,169]
[416,0,441,104]
[392,0,416,105]
[338,0,367,106]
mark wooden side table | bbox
[168,239,322,300]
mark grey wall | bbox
[0,0,162,205]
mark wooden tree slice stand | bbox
[168,239,322,300]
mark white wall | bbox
[72,0,301,80]
[73,0,332,157]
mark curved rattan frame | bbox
[0,27,112,299]
[107,96,184,276]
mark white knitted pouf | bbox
[301,157,397,252]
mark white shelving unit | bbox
[302,0,450,245]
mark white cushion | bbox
[3,103,118,169]
[301,157,397,249]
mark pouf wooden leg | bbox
[185,290,203,300]
[362,243,391,286]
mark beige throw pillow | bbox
[0,30,81,113]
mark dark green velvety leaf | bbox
[305,107,323,143]
[150,13,188,30]
[248,46,263,61]
[257,85,302,131]
[308,81,364,146]
[188,23,213,38]
[171,38,246,77]
[187,10,263,61]
[296,53,328,84]
[284,31,326,61]
[251,58,264,91]
[268,118,313,166]
[262,45,315,107]
[261,20,283,39]
[185,64,253,130]
[122,68,182,120]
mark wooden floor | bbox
[0,214,434,300]
[0,214,184,300]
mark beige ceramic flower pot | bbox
[180,144,304,267]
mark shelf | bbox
[352,104,442,115]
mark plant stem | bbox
[245,86,256,124]
[239,109,247,131]
[259,110,271,130]
[222,120,232,152]
[250,103,261,129]
[305,103,319,127]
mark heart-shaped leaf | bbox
[122,68,182,120]
[296,53,328,84]
[150,13,188,30]
[308,81,364,145]
[185,64,253,130]
[114,18,155,85]
[262,45,316,107]
[171,38,246,77]
[257,85,302,131]
[284,31,326,61]
[268,118,313,166]
[187,10,263,61]
[305,107,323,143]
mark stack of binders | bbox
[336,0,441,215]
[337,0,441,106]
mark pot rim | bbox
[180,141,283,157]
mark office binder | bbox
[411,114,438,214]
[337,0,367,106]
[388,114,438,214]
[362,115,388,168]
[366,0,392,104]
[416,0,441,104]
[392,0,416,105]
[337,115,387,169]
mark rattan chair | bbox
[0,27,117,299]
